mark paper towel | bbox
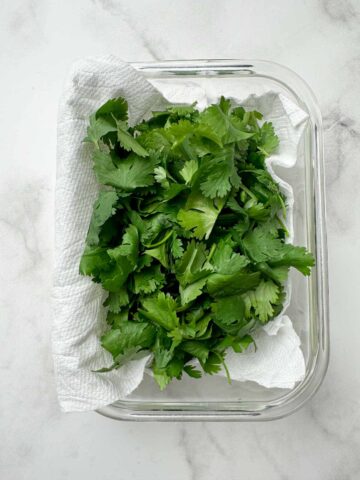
[54,57,308,412]
[222,315,305,389]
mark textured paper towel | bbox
[54,57,308,412]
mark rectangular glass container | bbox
[97,60,329,421]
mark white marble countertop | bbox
[1,0,360,479]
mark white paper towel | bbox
[53,56,308,412]
[223,315,305,389]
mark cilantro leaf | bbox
[170,234,184,259]
[153,370,171,390]
[154,166,169,188]
[175,240,213,305]
[211,295,246,335]
[181,341,209,364]
[103,288,129,313]
[133,265,165,294]
[99,225,139,291]
[93,151,158,191]
[144,244,169,269]
[86,191,119,246]
[210,238,249,274]
[84,115,117,146]
[106,309,129,328]
[207,271,261,298]
[243,223,315,275]
[201,352,224,375]
[199,146,241,198]
[99,254,133,292]
[178,192,225,239]
[115,224,139,265]
[199,99,254,144]
[95,97,128,122]
[180,159,198,184]
[184,365,202,379]
[140,292,179,331]
[79,245,111,280]
[101,321,155,358]
[242,280,279,323]
[175,241,212,286]
[117,121,149,157]
[215,334,254,354]
[141,214,172,246]
[257,122,279,157]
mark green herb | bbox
[80,96,314,389]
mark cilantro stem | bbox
[257,262,281,285]
[214,352,232,385]
[122,198,131,211]
[144,230,173,248]
[276,214,289,237]
[176,303,192,313]
[207,243,217,262]
[279,194,287,220]
[239,182,257,201]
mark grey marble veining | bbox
[1,0,360,479]
[91,0,162,60]
[320,0,359,25]
[323,106,360,232]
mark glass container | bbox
[97,60,329,421]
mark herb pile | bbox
[80,96,314,390]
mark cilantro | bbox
[133,265,165,294]
[210,238,249,274]
[175,240,213,305]
[243,223,315,275]
[175,241,212,286]
[199,97,254,144]
[99,255,133,292]
[180,159,198,184]
[242,280,279,323]
[95,97,128,123]
[101,322,155,358]
[177,192,225,240]
[181,341,209,364]
[201,352,224,375]
[116,120,149,157]
[84,115,117,147]
[79,95,314,389]
[170,234,184,259]
[140,292,179,331]
[257,122,280,157]
[93,151,159,191]
[114,224,139,265]
[144,244,169,269]
[207,270,261,297]
[104,289,129,313]
[211,295,246,335]
[199,146,241,198]
[153,370,171,390]
[184,365,202,379]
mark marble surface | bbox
[1,0,360,478]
